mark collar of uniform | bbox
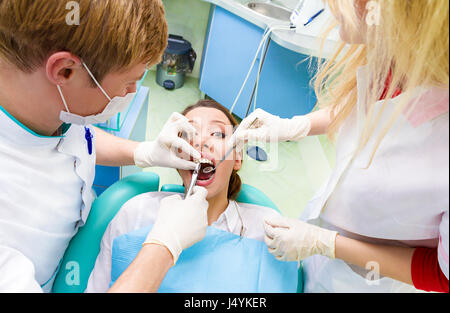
[403,87,449,127]
[214,200,241,233]
[0,103,70,146]
[356,66,449,127]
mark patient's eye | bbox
[212,131,226,139]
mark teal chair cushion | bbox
[52,172,160,293]
[161,183,280,213]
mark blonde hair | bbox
[315,0,449,164]
[0,0,168,82]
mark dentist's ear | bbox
[45,52,81,86]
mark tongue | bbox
[197,171,213,181]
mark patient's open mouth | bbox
[195,158,216,186]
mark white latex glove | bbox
[230,108,311,149]
[144,186,209,264]
[134,112,201,170]
[263,215,338,262]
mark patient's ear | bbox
[233,151,243,171]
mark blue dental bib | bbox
[110,225,298,292]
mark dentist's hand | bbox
[134,112,201,170]
[230,109,311,150]
[144,186,209,264]
[264,215,338,262]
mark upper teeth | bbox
[199,158,213,166]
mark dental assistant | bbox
[234,0,449,292]
[0,0,208,293]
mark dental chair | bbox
[52,172,303,293]
[160,183,280,212]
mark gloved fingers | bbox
[231,110,267,143]
[245,127,272,142]
[232,128,266,144]
[263,219,277,240]
[269,238,289,260]
[268,245,287,261]
[241,108,270,128]
[264,235,277,251]
[169,157,198,171]
[264,223,283,250]
[238,111,260,130]
[170,118,197,139]
[274,254,287,262]
[161,193,183,203]
[264,215,292,229]
[163,113,197,141]
[189,186,209,202]
[168,137,201,161]
[167,112,190,125]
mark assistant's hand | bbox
[134,112,201,170]
[264,215,338,262]
[144,186,209,264]
[229,108,311,150]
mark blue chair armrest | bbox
[52,172,160,293]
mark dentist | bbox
[0,0,208,292]
[234,0,448,292]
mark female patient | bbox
[86,99,298,293]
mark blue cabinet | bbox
[199,5,318,119]
[93,86,149,196]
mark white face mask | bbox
[57,62,136,126]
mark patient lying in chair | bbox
[86,100,299,293]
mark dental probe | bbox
[202,118,260,175]
[185,162,201,199]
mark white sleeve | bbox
[85,192,163,292]
[438,210,449,279]
[0,246,42,293]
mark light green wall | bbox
[156,0,212,78]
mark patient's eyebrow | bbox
[188,119,230,126]
[211,120,228,125]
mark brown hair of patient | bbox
[181,99,242,200]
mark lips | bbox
[190,154,216,187]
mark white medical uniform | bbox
[301,66,449,292]
[0,106,96,292]
[85,192,281,292]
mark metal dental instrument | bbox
[202,118,260,175]
[185,162,201,199]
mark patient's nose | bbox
[193,135,214,154]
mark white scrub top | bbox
[301,66,449,293]
[85,192,281,293]
[0,105,96,292]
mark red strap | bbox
[379,70,403,100]
[411,247,449,293]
